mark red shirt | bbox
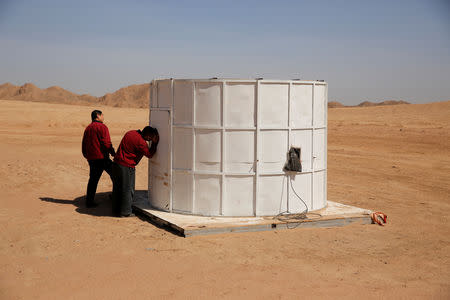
[82,121,113,160]
[114,130,152,168]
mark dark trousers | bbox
[86,158,113,205]
[111,162,135,216]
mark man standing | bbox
[112,126,159,217]
[82,110,115,208]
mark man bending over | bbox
[112,126,159,217]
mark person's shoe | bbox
[86,202,99,208]
[120,213,135,218]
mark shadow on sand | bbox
[39,191,183,236]
[39,190,147,217]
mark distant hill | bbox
[357,100,410,107]
[0,82,97,105]
[98,84,149,108]
[0,82,149,108]
[328,100,411,108]
[0,82,411,109]
[328,101,345,108]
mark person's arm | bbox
[99,125,114,156]
[149,134,159,157]
[149,141,158,157]
[81,130,88,158]
[138,139,153,159]
[138,134,159,159]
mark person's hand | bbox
[152,134,159,145]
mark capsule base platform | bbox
[132,192,373,237]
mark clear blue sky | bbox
[0,0,449,104]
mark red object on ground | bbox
[370,212,388,226]
[114,130,152,168]
[82,121,113,160]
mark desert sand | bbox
[0,99,449,299]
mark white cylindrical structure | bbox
[148,79,327,216]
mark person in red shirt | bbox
[82,110,115,208]
[112,126,159,217]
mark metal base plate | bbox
[132,192,373,237]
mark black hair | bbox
[142,126,158,137]
[91,110,102,121]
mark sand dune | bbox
[0,99,449,299]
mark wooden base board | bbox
[132,193,373,237]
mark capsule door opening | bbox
[284,147,302,173]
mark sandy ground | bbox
[0,99,449,299]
